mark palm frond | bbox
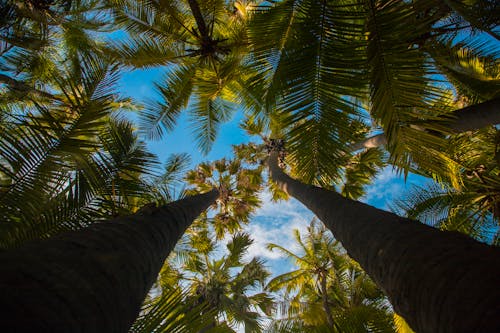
[130,287,216,333]
[140,65,195,140]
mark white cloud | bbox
[362,167,427,210]
[362,167,405,209]
[244,191,314,262]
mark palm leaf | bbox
[130,288,216,333]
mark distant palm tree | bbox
[266,219,395,332]
[174,220,273,332]
[185,156,264,238]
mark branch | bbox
[0,74,64,102]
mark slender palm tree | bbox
[267,148,500,333]
[266,219,395,332]
[0,187,218,332]
[0,53,220,332]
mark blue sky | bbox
[119,68,426,277]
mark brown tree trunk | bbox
[450,97,500,132]
[187,0,209,38]
[350,97,500,152]
[268,152,500,333]
[0,189,218,333]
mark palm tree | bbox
[267,148,500,333]
[0,187,218,332]
[109,0,260,152]
[0,53,220,331]
[266,218,395,332]
[173,220,273,332]
[185,156,264,238]
[247,0,500,183]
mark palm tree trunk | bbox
[319,271,335,329]
[0,73,64,102]
[268,152,500,333]
[187,0,209,38]
[451,97,500,132]
[349,133,387,152]
[350,97,500,152]
[0,189,218,333]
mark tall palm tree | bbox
[0,53,220,331]
[267,148,500,333]
[0,187,218,332]
[266,219,395,333]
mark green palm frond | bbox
[109,35,180,68]
[341,148,386,200]
[366,0,446,142]
[264,317,306,333]
[441,0,499,40]
[159,153,191,186]
[190,94,235,154]
[393,182,498,242]
[427,38,500,102]
[250,0,367,185]
[225,232,253,266]
[130,287,216,333]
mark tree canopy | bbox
[0,0,499,332]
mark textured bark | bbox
[0,190,218,333]
[268,152,500,333]
[350,97,500,152]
